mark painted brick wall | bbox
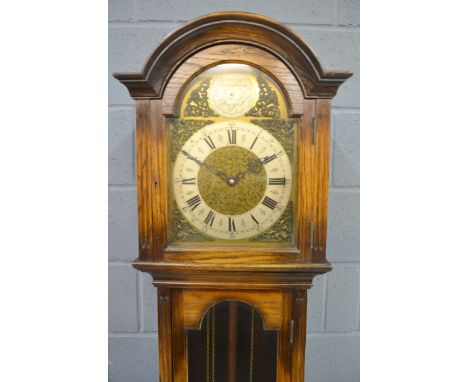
[108,1,359,380]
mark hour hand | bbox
[181,150,203,166]
[181,150,230,182]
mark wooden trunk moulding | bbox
[114,11,351,382]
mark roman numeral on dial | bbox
[268,177,286,185]
[186,194,201,211]
[204,136,216,150]
[250,214,259,225]
[204,210,215,227]
[262,196,278,210]
[182,177,196,185]
[227,129,236,144]
[249,135,259,150]
[262,154,277,165]
[228,217,236,232]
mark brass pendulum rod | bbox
[249,306,255,382]
[228,302,238,382]
[206,307,216,382]
[206,312,210,382]
[211,307,216,382]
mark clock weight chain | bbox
[206,307,216,382]
[249,306,255,382]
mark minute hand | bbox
[181,150,230,182]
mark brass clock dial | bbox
[173,120,292,240]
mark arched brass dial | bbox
[173,120,292,240]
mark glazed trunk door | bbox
[170,292,293,382]
[187,301,277,382]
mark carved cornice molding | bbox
[113,12,352,99]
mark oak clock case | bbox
[113,11,351,382]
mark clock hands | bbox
[181,150,231,183]
[233,152,279,182]
[181,149,278,187]
[181,149,203,166]
[232,158,263,182]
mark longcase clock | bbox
[114,12,351,382]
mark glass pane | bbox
[187,301,278,382]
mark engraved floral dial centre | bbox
[198,146,267,216]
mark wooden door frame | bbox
[163,287,299,382]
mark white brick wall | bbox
[108,1,360,380]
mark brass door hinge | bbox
[312,117,317,145]
[289,320,295,344]
[310,221,315,250]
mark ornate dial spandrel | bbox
[172,201,214,242]
[170,119,214,162]
[249,119,296,161]
[250,201,294,243]
[184,81,217,117]
[246,75,280,119]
